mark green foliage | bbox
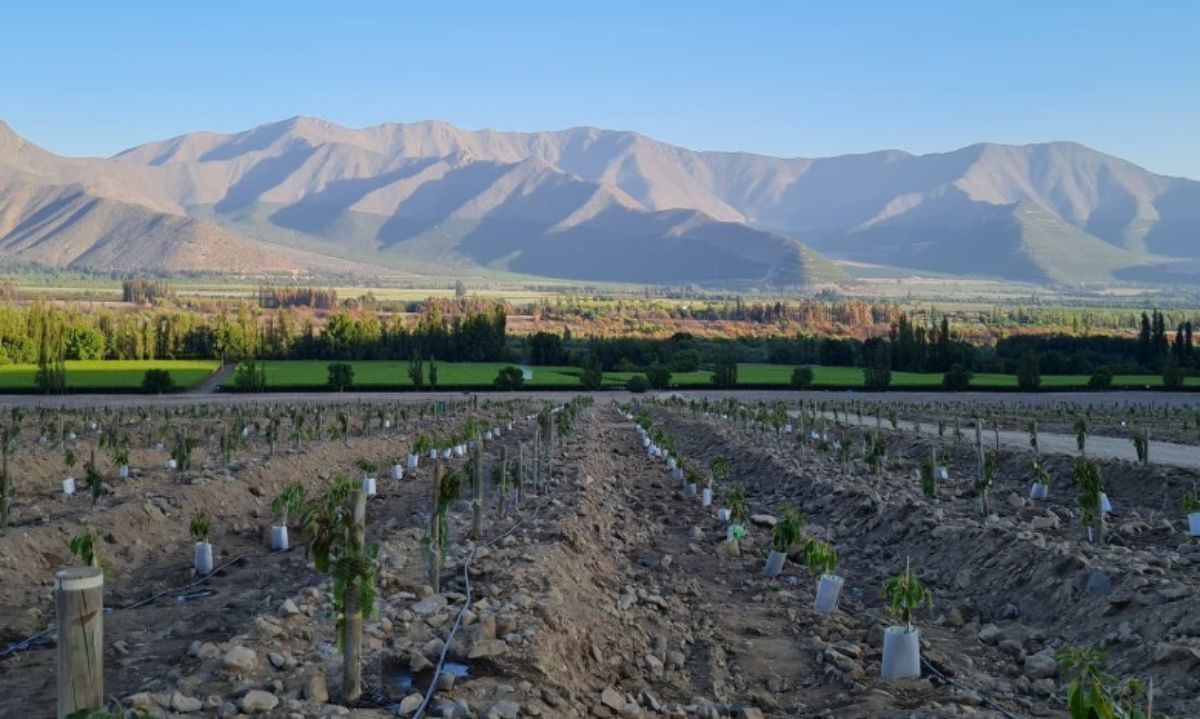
[882,560,933,630]
[790,366,815,389]
[302,477,379,640]
[1031,459,1052,489]
[407,352,425,390]
[1071,456,1104,530]
[354,458,378,476]
[709,456,729,484]
[626,375,649,393]
[189,513,211,542]
[271,482,306,525]
[493,365,525,391]
[1088,366,1114,389]
[84,448,104,504]
[770,507,805,553]
[862,344,892,389]
[327,362,355,392]
[646,364,672,390]
[1055,646,1149,719]
[231,360,267,392]
[1162,352,1185,390]
[413,435,435,455]
[942,364,973,391]
[1074,416,1089,454]
[978,450,997,493]
[712,349,738,389]
[1017,350,1041,391]
[804,539,837,577]
[727,484,748,525]
[140,368,176,394]
[920,456,936,498]
[580,355,604,390]
[1182,491,1200,514]
[69,528,110,577]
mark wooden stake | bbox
[516,444,525,510]
[56,567,103,719]
[471,436,484,541]
[343,489,366,702]
[430,465,442,593]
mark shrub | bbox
[670,349,701,373]
[770,507,805,553]
[580,357,604,390]
[1163,353,1185,390]
[231,360,266,392]
[790,366,814,389]
[626,375,649,393]
[942,364,973,391]
[712,350,738,389]
[646,365,672,389]
[1088,366,1114,389]
[883,560,932,630]
[863,344,891,389]
[493,366,525,391]
[141,369,175,394]
[327,362,354,392]
[1017,351,1041,390]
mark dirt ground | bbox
[1,399,1198,718]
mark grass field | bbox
[0,360,220,390]
[220,361,1200,391]
[229,361,587,388]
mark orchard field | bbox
[0,393,1197,717]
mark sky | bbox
[1,1,1197,177]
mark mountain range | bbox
[1,116,1197,286]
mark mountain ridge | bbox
[1,116,1196,285]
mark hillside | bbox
[3,116,1198,284]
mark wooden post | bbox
[497,447,509,520]
[516,444,525,511]
[533,424,541,494]
[430,465,442,593]
[343,490,366,702]
[56,567,103,719]
[471,436,484,541]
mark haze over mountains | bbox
[1,116,1197,286]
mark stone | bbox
[222,646,258,672]
[739,708,765,719]
[413,594,447,616]
[171,692,203,713]
[240,690,279,713]
[398,693,423,714]
[1153,643,1200,665]
[978,624,1002,645]
[268,651,287,669]
[280,599,300,616]
[1000,602,1021,620]
[486,699,521,719]
[303,673,329,704]
[1086,571,1111,594]
[750,514,777,528]
[468,638,508,659]
[601,687,625,711]
[1023,651,1058,680]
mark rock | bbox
[739,708,765,719]
[486,699,521,719]
[468,638,508,659]
[222,645,258,672]
[1023,651,1058,680]
[979,624,1002,645]
[398,693,423,714]
[750,514,777,529]
[303,672,329,704]
[126,693,154,711]
[413,594,447,617]
[1086,571,1111,594]
[280,599,300,616]
[1153,643,1200,665]
[1005,492,1024,509]
[601,687,625,712]
[171,692,203,713]
[955,568,972,591]
[1031,515,1059,531]
[268,651,287,669]
[1000,602,1021,620]
[240,689,279,713]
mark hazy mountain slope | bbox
[3,116,1196,284]
[0,176,298,273]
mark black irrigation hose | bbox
[412,426,577,719]
[0,544,305,660]
[643,412,1023,719]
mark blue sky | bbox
[2,1,1197,177]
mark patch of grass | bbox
[0,360,219,390]
[234,361,584,388]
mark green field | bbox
[218,361,1200,391]
[0,360,219,391]
[230,361,587,389]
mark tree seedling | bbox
[882,559,933,632]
